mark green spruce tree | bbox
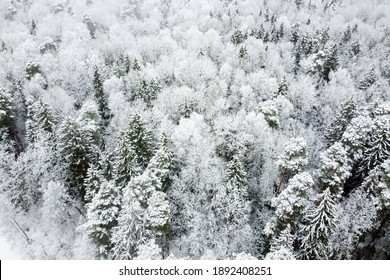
[93,67,112,128]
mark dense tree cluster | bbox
[0,0,390,260]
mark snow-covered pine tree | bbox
[147,132,174,192]
[324,100,357,145]
[311,42,339,82]
[0,86,22,153]
[116,131,139,186]
[381,160,390,207]
[265,224,296,260]
[329,187,379,259]
[276,76,288,96]
[276,137,308,194]
[111,170,169,259]
[86,180,121,259]
[267,172,313,236]
[0,87,13,128]
[212,154,252,257]
[116,114,154,186]
[58,117,98,199]
[299,188,337,259]
[231,29,245,45]
[124,113,155,169]
[26,99,54,144]
[358,67,378,90]
[180,101,192,118]
[93,67,111,129]
[226,154,246,186]
[359,121,390,175]
[84,165,104,203]
[318,142,352,198]
[134,238,162,260]
[259,100,280,129]
[136,79,160,107]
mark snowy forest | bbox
[0,0,389,260]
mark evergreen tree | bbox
[116,114,154,186]
[342,26,352,44]
[263,31,270,43]
[359,121,390,175]
[381,160,390,207]
[277,138,308,194]
[84,165,104,203]
[349,40,361,57]
[238,45,247,59]
[311,42,339,82]
[259,100,280,129]
[324,100,357,145]
[299,188,337,259]
[30,19,37,36]
[132,58,141,71]
[26,99,54,144]
[136,79,160,107]
[318,142,352,198]
[125,114,155,169]
[58,117,98,199]
[358,67,378,90]
[86,180,121,259]
[25,61,41,80]
[290,23,300,45]
[180,101,192,118]
[147,132,174,191]
[265,224,296,260]
[276,76,288,96]
[268,172,313,235]
[0,86,22,153]
[226,154,246,186]
[93,67,111,129]
[111,170,169,259]
[231,29,245,45]
[0,87,14,130]
[254,24,265,40]
[116,132,140,186]
[212,154,252,257]
[277,23,284,40]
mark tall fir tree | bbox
[116,131,140,186]
[265,224,296,260]
[147,132,174,192]
[276,137,308,194]
[266,172,313,236]
[124,113,155,169]
[0,86,23,154]
[358,67,378,90]
[359,121,390,175]
[84,165,104,203]
[324,100,357,145]
[26,99,54,144]
[58,117,98,199]
[0,87,14,131]
[276,76,288,96]
[226,154,246,186]
[111,170,169,259]
[212,154,252,257]
[136,79,160,107]
[116,113,155,186]
[318,142,352,198]
[299,188,337,259]
[93,67,111,129]
[86,180,121,259]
